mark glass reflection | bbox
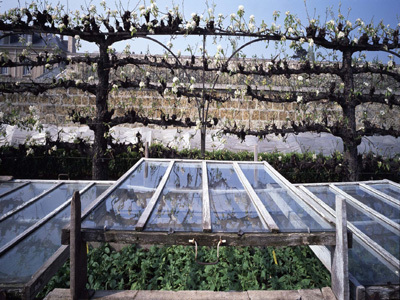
[145,162,202,232]
[0,184,109,283]
[0,183,87,249]
[207,163,266,232]
[240,164,333,232]
[82,161,169,230]
[0,182,55,216]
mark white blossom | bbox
[346,20,352,28]
[297,95,303,102]
[338,31,345,39]
[308,38,314,47]
[139,81,146,88]
[173,77,179,83]
[298,75,304,81]
[26,148,34,156]
[238,5,244,12]
[167,41,173,48]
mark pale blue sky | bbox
[2,0,399,61]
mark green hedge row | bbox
[0,143,399,182]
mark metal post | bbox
[332,195,350,300]
[70,191,88,300]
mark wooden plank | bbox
[0,183,95,256]
[70,191,88,300]
[62,228,337,247]
[359,183,400,207]
[309,245,331,272]
[233,162,279,232]
[331,195,350,300]
[135,160,174,231]
[0,182,63,222]
[320,287,337,300]
[301,185,399,271]
[23,245,69,300]
[0,182,29,198]
[330,184,400,232]
[202,161,211,233]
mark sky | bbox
[1,0,399,62]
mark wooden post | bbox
[145,141,149,158]
[70,191,88,300]
[331,195,350,300]
[254,145,258,161]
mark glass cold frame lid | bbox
[207,163,268,232]
[0,182,87,249]
[348,236,399,286]
[239,164,333,232]
[82,161,169,230]
[0,182,55,216]
[367,183,400,199]
[145,162,203,232]
[0,183,110,283]
[336,185,400,223]
[305,185,400,260]
[0,182,26,195]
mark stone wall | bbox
[0,87,398,131]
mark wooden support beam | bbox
[331,195,350,300]
[62,228,336,247]
[254,145,258,162]
[202,161,211,233]
[135,160,174,231]
[233,162,279,232]
[70,191,88,300]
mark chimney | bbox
[68,36,76,53]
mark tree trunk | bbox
[341,50,359,181]
[92,44,110,180]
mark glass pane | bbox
[0,182,55,216]
[240,164,333,232]
[0,184,110,283]
[337,185,400,222]
[348,237,399,286]
[82,161,169,230]
[145,162,203,232]
[305,186,399,259]
[0,183,87,248]
[0,182,25,195]
[207,163,267,233]
[367,183,400,200]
